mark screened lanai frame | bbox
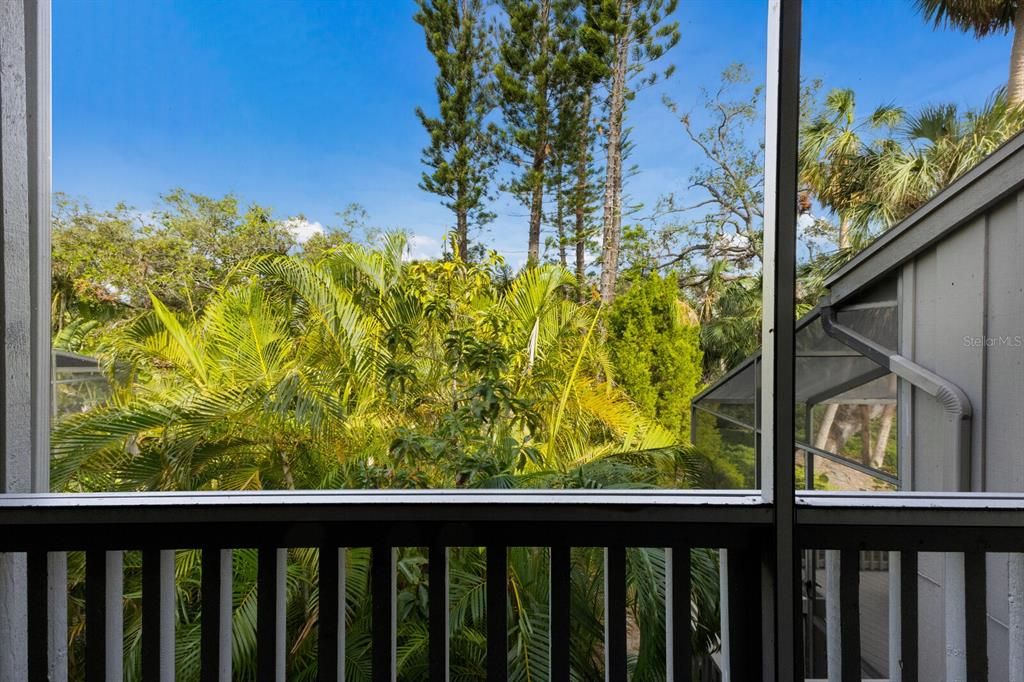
[691,304,901,491]
[51,350,108,420]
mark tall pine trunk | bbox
[456,205,469,259]
[599,4,632,304]
[528,149,546,265]
[1011,3,1024,107]
[575,226,587,301]
[555,169,567,267]
[574,92,592,301]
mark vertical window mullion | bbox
[25,0,51,494]
[761,0,803,680]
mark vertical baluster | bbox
[1010,553,1024,682]
[725,547,762,680]
[805,549,819,677]
[825,549,840,681]
[964,551,988,681]
[85,550,106,681]
[429,544,448,682]
[48,552,69,682]
[550,546,570,681]
[319,546,340,682]
[200,547,221,682]
[667,546,692,682]
[371,545,394,682]
[719,549,729,676]
[106,552,123,682]
[604,546,626,682]
[142,549,175,682]
[839,550,861,682]
[142,548,161,679]
[257,547,282,682]
[899,551,918,682]
[27,551,47,682]
[201,548,232,682]
[945,553,967,681]
[888,551,900,682]
[487,545,508,682]
[337,549,346,681]
[276,549,286,682]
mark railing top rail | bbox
[6,488,1022,506]
[798,490,1024,508]
[7,488,1022,511]
[2,488,1022,554]
[0,488,765,508]
[797,490,1024,552]
[0,489,774,552]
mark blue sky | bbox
[55,0,1012,264]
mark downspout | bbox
[820,304,972,492]
[822,303,974,681]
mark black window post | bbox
[762,0,802,679]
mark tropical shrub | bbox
[607,273,703,442]
[53,234,720,680]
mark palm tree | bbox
[799,88,903,248]
[915,0,1024,106]
[868,89,1024,223]
[698,273,762,381]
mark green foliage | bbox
[51,190,331,352]
[689,409,752,489]
[866,89,1024,223]
[915,0,1020,37]
[583,0,680,89]
[607,273,702,441]
[54,235,718,678]
[799,87,904,247]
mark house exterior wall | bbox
[899,189,1024,681]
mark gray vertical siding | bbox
[906,216,988,492]
[0,0,32,677]
[898,189,1024,682]
[982,195,1024,492]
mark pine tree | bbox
[589,0,679,303]
[561,82,601,300]
[572,95,594,295]
[415,0,497,259]
[494,0,581,265]
[550,12,607,299]
[546,157,570,267]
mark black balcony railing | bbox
[1,490,771,682]
[2,489,1023,681]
